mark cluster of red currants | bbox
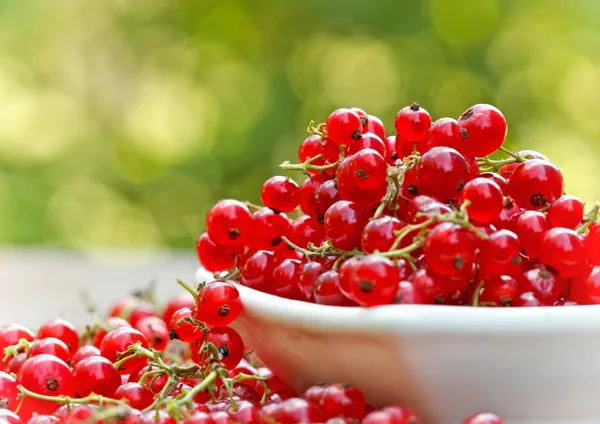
[198,103,600,307]
[0,281,502,423]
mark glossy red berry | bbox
[493,197,522,231]
[0,371,18,412]
[162,293,196,326]
[326,109,363,145]
[314,271,354,306]
[100,327,149,374]
[37,319,79,353]
[298,135,339,172]
[298,261,325,301]
[135,316,169,351]
[272,259,304,300]
[416,147,470,201]
[479,230,522,278]
[206,199,252,246]
[426,117,466,153]
[345,132,386,157]
[28,338,70,364]
[195,280,242,327]
[247,208,291,251]
[514,211,548,259]
[539,227,587,277]
[336,156,387,207]
[206,327,244,370]
[288,215,326,249]
[73,355,121,397]
[508,159,564,209]
[240,250,276,293]
[324,201,370,251]
[316,384,366,420]
[261,176,300,213]
[459,178,504,224]
[521,267,560,305]
[299,178,319,218]
[513,291,548,307]
[395,103,432,142]
[479,172,508,195]
[0,324,35,361]
[314,180,341,222]
[364,115,387,141]
[586,223,600,265]
[92,317,131,349]
[547,195,584,229]
[479,275,520,306]
[572,266,600,304]
[196,232,242,273]
[350,256,399,306]
[458,104,507,157]
[259,397,324,424]
[363,406,422,424]
[424,223,477,277]
[17,355,75,419]
[393,281,426,305]
[409,268,445,304]
[361,216,405,254]
[115,382,154,409]
[348,148,387,190]
[462,412,504,424]
[169,308,201,343]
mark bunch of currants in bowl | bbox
[199,103,600,308]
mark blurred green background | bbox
[0,0,598,250]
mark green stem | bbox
[18,385,127,406]
[379,240,423,259]
[279,155,339,173]
[471,280,486,307]
[176,279,198,302]
[178,370,218,405]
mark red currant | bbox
[539,227,587,277]
[363,115,387,141]
[507,159,564,209]
[206,327,244,370]
[345,132,386,157]
[361,216,405,254]
[298,135,339,172]
[458,104,507,157]
[348,148,387,190]
[196,280,242,327]
[261,176,300,213]
[393,281,426,305]
[162,293,196,325]
[479,275,520,306]
[324,200,370,250]
[0,372,17,412]
[479,172,508,195]
[350,255,399,306]
[426,117,466,153]
[424,223,477,277]
[115,382,154,409]
[314,180,341,222]
[514,211,548,259]
[547,195,584,229]
[206,199,252,246]
[240,250,276,293]
[363,406,422,424]
[416,147,470,201]
[326,109,363,145]
[247,208,291,251]
[586,223,600,265]
[0,324,35,363]
[272,259,304,300]
[135,316,169,351]
[299,178,319,218]
[521,267,560,305]
[288,215,326,249]
[313,271,354,306]
[478,230,522,278]
[459,178,503,224]
[73,355,121,397]
[38,319,79,353]
[298,261,325,301]
[169,308,201,343]
[513,291,548,307]
[100,327,149,374]
[410,268,445,304]
[28,338,70,364]
[394,103,432,142]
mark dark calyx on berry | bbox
[46,376,60,391]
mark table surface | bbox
[0,247,198,328]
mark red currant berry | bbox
[272,259,304,300]
[0,371,18,412]
[135,316,169,351]
[350,255,399,306]
[507,159,564,209]
[424,223,477,277]
[499,162,518,180]
[345,132,386,157]
[169,308,201,343]
[324,200,370,250]
[363,406,422,424]
[572,266,600,304]
[73,356,121,397]
[384,136,398,165]
[314,271,355,306]
[521,267,560,305]
[492,197,522,231]
[426,117,466,153]
[115,382,154,410]
[513,291,548,307]
[298,135,340,172]
[395,134,428,159]
[416,147,470,201]
[361,216,405,254]
[0,324,35,361]
[479,172,508,195]
[540,227,587,277]
[261,176,300,213]
[395,103,432,142]
[410,268,445,304]
[326,108,363,145]
[17,355,75,419]
[336,156,387,207]
[514,211,548,259]
[364,115,387,140]
[206,199,252,246]
[459,178,504,224]
[28,338,70,363]
[547,195,584,229]
[258,397,324,424]
[314,180,341,222]
[288,215,326,249]
[462,412,504,424]
[348,148,387,190]
[479,275,521,306]
[400,168,420,200]
[38,319,79,353]
[64,405,98,424]
[92,317,131,349]
[458,104,507,157]
[318,384,366,420]
[247,208,291,251]
[586,223,600,265]
[196,280,242,327]
[298,261,325,301]
[162,293,196,325]
[479,230,522,278]
[393,281,426,305]
[299,178,319,218]
[206,327,244,370]
[100,327,149,374]
[240,250,276,293]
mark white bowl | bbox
[194,269,600,424]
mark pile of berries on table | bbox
[0,281,501,423]
[199,104,600,307]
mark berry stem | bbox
[471,280,486,306]
[177,369,219,405]
[379,239,424,260]
[176,278,199,302]
[279,154,339,173]
[2,338,31,362]
[17,385,127,407]
[498,146,525,162]
[576,201,600,234]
